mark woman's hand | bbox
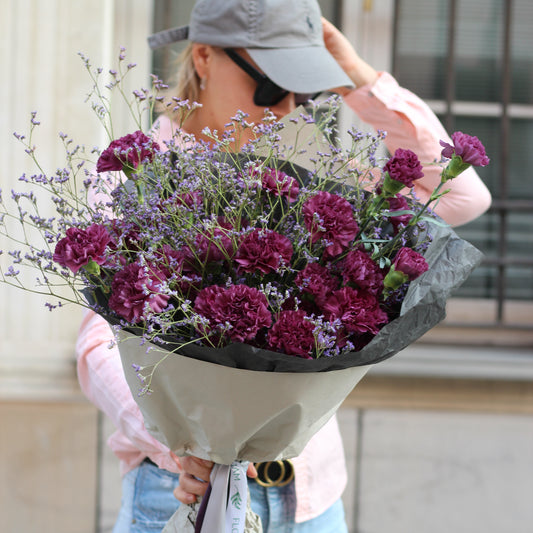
[173,456,213,504]
[173,457,258,504]
[321,17,379,93]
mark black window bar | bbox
[392,0,533,332]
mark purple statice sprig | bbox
[309,315,344,358]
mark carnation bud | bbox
[84,258,101,276]
[390,247,429,283]
[382,172,406,196]
[439,131,489,182]
[383,266,409,290]
[441,154,472,182]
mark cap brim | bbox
[148,25,189,49]
[247,46,354,94]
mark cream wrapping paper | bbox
[118,329,371,464]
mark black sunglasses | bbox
[223,48,320,107]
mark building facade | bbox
[1,1,532,532]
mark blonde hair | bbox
[157,43,201,119]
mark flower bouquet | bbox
[0,54,489,533]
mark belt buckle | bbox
[254,460,294,488]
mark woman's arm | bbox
[343,75,491,227]
[322,18,491,227]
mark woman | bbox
[76,1,491,531]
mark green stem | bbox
[355,196,387,241]
[376,181,446,259]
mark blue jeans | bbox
[113,460,348,533]
[248,480,348,533]
[113,460,181,532]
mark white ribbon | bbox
[225,462,248,532]
[200,461,249,533]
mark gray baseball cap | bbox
[148,0,355,94]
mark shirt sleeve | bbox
[76,308,182,474]
[343,72,492,227]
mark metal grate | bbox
[392,0,533,331]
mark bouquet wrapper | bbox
[118,330,371,463]
[114,219,482,533]
[118,334,369,533]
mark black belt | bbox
[254,460,295,488]
[143,457,295,488]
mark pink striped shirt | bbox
[75,72,491,523]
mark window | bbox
[392,0,533,344]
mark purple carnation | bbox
[259,167,299,202]
[108,219,142,253]
[303,191,359,258]
[342,249,384,296]
[393,247,429,281]
[235,228,293,274]
[386,194,413,232]
[155,245,201,295]
[108,262,169,323]
[323,287,388,335]
[440,131,490,167]
[194,284,272,343]
[383,148,424,194]
[268,310,315,358]
[96,130,160,173]
[172,190,203,209]
[295,262,339,304]
[53,224,111,273]
[155,245,186,278]
[191,218,236,264]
